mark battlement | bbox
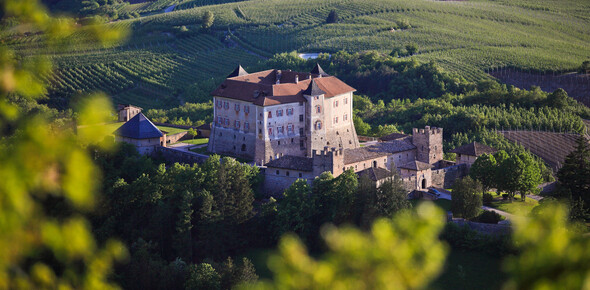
[311,147,344,157]
[413,126,443,135]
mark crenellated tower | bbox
[412,126,443,165]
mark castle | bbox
[209,65,468,194]
[208,64,359,165]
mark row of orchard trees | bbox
[470,150,543,201]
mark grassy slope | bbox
[15,0,590,109]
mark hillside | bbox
[500,130,584,171]
[14,0,590,109]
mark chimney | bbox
[295,75,299,83]
[308,74,312,80]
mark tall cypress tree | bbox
[557,136,590,208]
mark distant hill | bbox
[15,0,590,109]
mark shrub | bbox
[483,193,494,205]
[502,194,509,200]
[474,210,503,224]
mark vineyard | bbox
[9,0,589,109]
[500,130,585,171]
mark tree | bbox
[451,176,483,219]
[0,0,128,288]
[504,203,590,289]
[187,128,197,139]
[186,263,221,290]
[580,60,590,74]
[326,10,338,23]
[405,43,418,55]
[274,179,315,243]
[557,135,590,208]
[202,11,214,30]
[546,88,572,109]
[374,174,412,217]
[515,152,542,200]
[249,203,448,289]
[469,153,497,193]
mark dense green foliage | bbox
[557,136,590,207]
[450,177,483,219]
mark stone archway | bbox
[422,178,427,189]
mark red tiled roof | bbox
[211,69,355,106]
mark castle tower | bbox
[312,147,345,177]
[412,126,443,165]
[304,79,327,156]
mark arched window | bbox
[315,105,321,113]
[315,121,322,130]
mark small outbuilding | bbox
[357,167,392,187]
[398,160,434,190]
[114,113,165,155]
[196,123,211,138]
[449,142,497,168]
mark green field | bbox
[489,196,539,216]
[15,0,590,110]
[157,125,189,135]
[180,138,209,145]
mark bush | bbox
[474,210,503,224]
[483,193,494,205]
[502,194,509,200]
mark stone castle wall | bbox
[431,164,467,188]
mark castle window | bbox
[315,121,322,130]
[344,113,348,121]
[334,116,338,124]
[224,118,229,126]
[244,122,249,131]
[299,102,303,106]
[241,144,246,151]
[244,105,249,113]
[268,127,273,136]
[344,98,348,105]
[278,141,280,145]
[286,108,293,115]
[217,116,223,125]
[224,102,229,109]
[216,100,222,108]
[235,104,240,112]
[299,128,304,135]
[300,139,304,149]
[277,109,283,117]
[299,173,302,178]
[286,171,290,176]
[234,120,240,129]
[315,105,321,113]
[287,124,294,134]
[268,111,272,118]
[276,170,279,175]
[334,100,338,107]
[299,114,304,122]
[277,126,284,135]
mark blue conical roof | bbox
[115,112,163,139]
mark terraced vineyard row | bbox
[500,130,585,171]
[47,64,134,96]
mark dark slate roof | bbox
[310,63,328,76]
[357,167,392,181]
[265,155,313,172]
[227,65,248,78]
[343,146,390,165]
[343,139,416,165]
[303,79,326,96]
[114,113,163,139]
[370,139,416,153]
[398,160,433,171]
[449,142,497,156]
[379,132,409,142]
